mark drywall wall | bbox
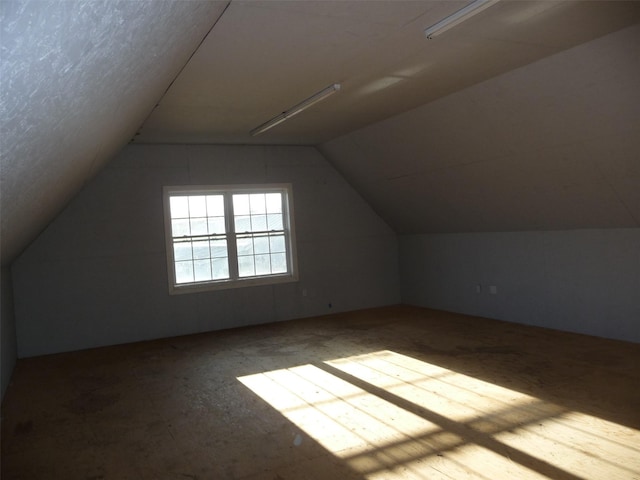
[320,24,640,234]
[1,267,17,399]
[400,229,640,343]
[12,145,399,357]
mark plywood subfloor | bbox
[2,306,639,479]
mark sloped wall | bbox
[319,24,640,343]
[400,229,640,343]
[320,24,640,234]
[12,145,399,357]
[0,1,227,265]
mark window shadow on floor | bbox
[3,306,639,479]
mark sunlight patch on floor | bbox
[238,350,640,479]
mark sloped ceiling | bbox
[135,0,640,145]
[0,0,229,265]
[1,0,639,266]
[320,24,640,233]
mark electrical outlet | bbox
[476,285,482,294]
[489,285,497,295]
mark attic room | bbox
[1,0,639,478]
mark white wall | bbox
[400,229,640,343]
[12,145,399,357]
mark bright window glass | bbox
[164,185,297,294]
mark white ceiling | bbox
[320,23,640,233]
[1,0,639,265]
[0,1,228,265]
[135,0,640,145]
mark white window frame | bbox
[163,183,298,295]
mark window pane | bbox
[254,236,269,255]
[190,218,208,236]
[189,196,207,217]
[255,254,271,275]
[233,194,250,215]
[173,242,192,261]
[249,194,266,214]
[271,253,287,273]
[212,257,229,280]
[267,214,283,231]
[235,215,251,233]
[269,235,286,253]
[208,216,226,234]
[265,193,282,214]
[166,186,294,290]
[251,215,267,232]
[237,236,254,256]
[194,259,212,282]
[175,261,194,284]
[238,256,255,277]
[172,219,190,237]
[210,239,227,258]
[206,195,224,216]
[192,240,210,260]
[170,196,189,218]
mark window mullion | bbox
[226,192,239,280]
[282,193,292,275]
[164,184,297,294]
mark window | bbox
[163,184,298,294]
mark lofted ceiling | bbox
[1,0,640,266]
[135,0,640,145]
[320,23,640,233]
[0,0,228,265]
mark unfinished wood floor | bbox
[2,306,639,480]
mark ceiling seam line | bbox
[131,1,233,142]
[593,160,640,227]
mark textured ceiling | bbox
[1,0,639,266]
[0,0,228,265]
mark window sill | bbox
[168,272,299,295]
